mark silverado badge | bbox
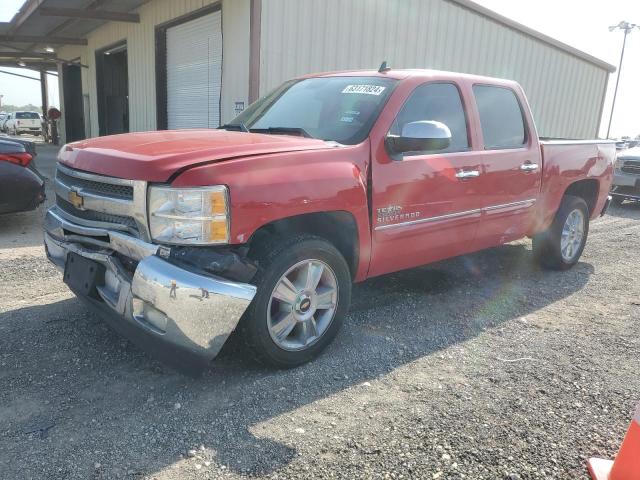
[377,205,420,224]
[68,189,84,209]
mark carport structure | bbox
[0,0,148,141]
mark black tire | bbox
[611,196,624,206]
[239,234,352,368]
[533,195,589,270]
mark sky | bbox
[0,0,60,110]
[473,0,640,138]
[0,0,23,22]
[0,0,638,137]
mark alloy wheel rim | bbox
[267,259,338,351]
[560,209,585,262]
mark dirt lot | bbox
[1,143,639,479]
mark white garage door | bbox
[166,10,222,129]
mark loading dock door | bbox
[166,10,222,129]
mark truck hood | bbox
[58,129,334,182]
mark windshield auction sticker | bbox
[342,85,386,95]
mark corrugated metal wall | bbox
[259,0,610,139]
[58,0,250,142]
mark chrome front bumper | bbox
[611,170,640,201]
[613,170,639,188]
[44,208,257,372]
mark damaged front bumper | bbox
[44,208,257,372]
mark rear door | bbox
[471,85,541,247]
[369,81,483,277]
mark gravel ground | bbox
[1,145,639,479]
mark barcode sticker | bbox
[342,85,386,96]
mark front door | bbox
[369,82,483,278]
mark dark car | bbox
[0,138,45,214]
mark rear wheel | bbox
[533,195,589,270]
[239,235,352,368]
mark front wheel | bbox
[533,195,589,270]
[239,235,352,368]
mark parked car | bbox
[610,147,640,205]
[0,113,10,133]
[4,111,42,136]
[43,69,615,372]
[0,138,45,214]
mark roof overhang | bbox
[0,0,149,71]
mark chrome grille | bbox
[53,163,149,239]
[56,195,139,231]
[56,169,133,199]
[621,160,640,175]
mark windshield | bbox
[16,112,40,119]
[230,77,397,145]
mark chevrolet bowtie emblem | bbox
[68,189,84,209]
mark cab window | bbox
[473,85,527,149]
[389,82,469,154]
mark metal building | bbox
[0,0,615,143]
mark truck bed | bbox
[535,139,616,232]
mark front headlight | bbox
[148,185,229,245]
[615,157,624,170]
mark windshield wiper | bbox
[218,122,249,132]
[249,127,313,138]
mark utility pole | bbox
[40,69,48,116]
[607,21,638,139]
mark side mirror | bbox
[385,120,452,157]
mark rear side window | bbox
[16,112,40,119]
[390,82,469,153]
[473,85,526,149]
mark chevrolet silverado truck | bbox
[610,147,640,205]
[44,69,615,372]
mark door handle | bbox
[520,163,539,172]
[455,169,480,179]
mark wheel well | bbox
[248,211,359,278]
[564,179,599,215]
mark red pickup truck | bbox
[44,69,615,371]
